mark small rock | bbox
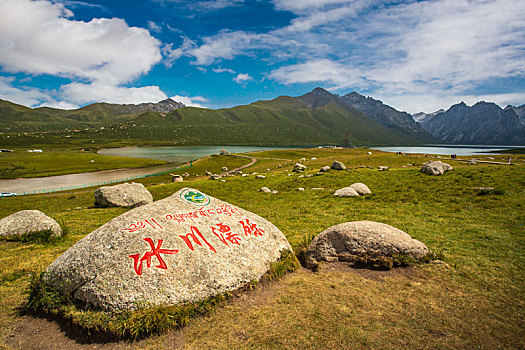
[378,166,389,171]
[183,172,190,177]
[260,187,272,193]
[293,163,306,172]
[205,171,212,176]
[278,165,282,168]
[331,161,346,170]
[222,167,228,171]
[333,187,359,197]
[320,166,330,172]
[256,175,266,179]
[315,172,324,176]
[271,190,278,194]
[235,170,243,175]
[311,157,317,160]
[350,183,371,195]
[298,175,305,178]
[367,152,372,155]
[0,210,62,238]
[171,175,183,182]
[305,174,313,178]
[242,174,249,177]
[220,179,226,182]
[297,188,305,191]
[209,174,221,180]
[266,168,271,171]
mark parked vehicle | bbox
[0,192,17,197]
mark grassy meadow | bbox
[0,148,167,178]
[0,148,523,349]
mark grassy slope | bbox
[0,149,523,349]
[1,96,427,147]
[0,149,167,178]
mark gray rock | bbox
[293,163,306,172]
[333,187,359,197]
[183,173,190,177]
[95,183,153,208]
[209,174,221,180]
[259,187,271,193]
[297,188,305,191]
[305,174,313,178]
[235,170,243,175]
[420,161,453,175]
[242,174,249,177]
[315,172,324,176]
[350,183,371,195]
[378,166,389,171]
[0,210,62,237]
[222,167,228,171]
[171,175,183,182]
[331,161,346,170]
[367,152,372,155]
[320,166,330,172]
[44,188,292,311]
[256,175,266,179]
[205,171,212,176]
[305,221,430,270]
[271,190,278,194]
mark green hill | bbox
[0,88,433,146]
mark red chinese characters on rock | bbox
[129,238,178,276]
[122,218,163,233]
[179,226,217,253]
[239,218,265,237]
[210,223,242,246]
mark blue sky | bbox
[0,0,524,113]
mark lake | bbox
[98,145,292,163]
[373,145,523,156]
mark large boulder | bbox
[333,187,359,197]
[95,183,153,208]
[0,210,62,237]
[420,161,453,175]
[305,221,430,270]
[44,188,292,311]
[331,161,346,170]
[350,183,371,195]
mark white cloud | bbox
[213,68,235,74]
[60,82,167,105]
[188,30,256,65]
[233,73,253,84]
[148,20,162,33]
[269,59,363,89]
[170,95,208,108]
[272,0,354,13]
[0,0,162,84]
[0,76,52,107]
[162,37,195,68]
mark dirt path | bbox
[220,156,257,176]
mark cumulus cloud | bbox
[170,95,208,108]
[0,0,162,84]
[233,73,253,84]
[0,0,169,107]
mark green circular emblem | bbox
[180,189,210,206]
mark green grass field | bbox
[0,148,523,349]
[0,148,167,178]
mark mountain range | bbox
[0,88,523,146]
[414,102,525,145]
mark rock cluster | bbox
[0,210,62,237]
[95,183,153,208]
[333,183,371,197]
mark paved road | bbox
[0,163,177,194]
